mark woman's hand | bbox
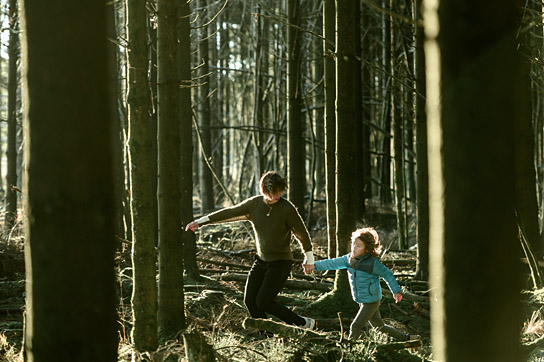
[393,292,403,304]
[185,221,200,232]
[302,263,315,274]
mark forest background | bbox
[0,0,544,361]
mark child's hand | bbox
[303,263,315,274]
[393,292,403,303]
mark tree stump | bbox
[182,328,216,362]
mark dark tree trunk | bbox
[198,0,214,214]
[179,0,199,279]
[323,0,336,258]
[5,0,19,230]
[414,0,429,280]
[157,0,185,340]
[426,0,524,360]
[127,0,158,351]
[287,0,306,217]
[20,0,117,359]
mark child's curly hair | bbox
[351,227,383,257]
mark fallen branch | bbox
[197,257,251,271]
[374,339,422,353]
[242,317,328,340]
[413,302,431,320]
[220,272,332,291]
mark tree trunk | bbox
[425,0,523,360]
[127,0,158,351]
[183,328,216,362]
[179,0,199,279]
[287,0,306,217]
[198,0,214,214]
[157,0,185,340]
[5,0,19,230]
[323,0,336,258]
[414,0,429,280]
[332,0,360,301]
[379,0,392,205]
[390,7,407,249]
[20,0,117,359]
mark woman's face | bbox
[351,238,366,258]
[263,191,282,204]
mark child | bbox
[304,227,419,341]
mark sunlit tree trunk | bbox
[127,0,158,352]
[425,0,523,360]
[323,0,336,258]
[20,0,117,359]
[5,0,19,230]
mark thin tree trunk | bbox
[198,0,214,213]
[333,0,360,298]
[127,0,158,351]
[323,0,336,258]
[414,0,429,280]
[180,0,199,280]
[287,0,306,216]
[5,0,18,230]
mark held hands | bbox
[185,221,200,232]
[302,263,315,274]
[393,292,403,304]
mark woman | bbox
[185,171,316,329]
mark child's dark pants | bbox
[350,301,409,340]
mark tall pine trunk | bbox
[157,0,185,340]
[425,0,523,360]
[5,0,19,230]
[323,0,336,258]
[20,0,117,359]
[127,0,158,351]
[198,0,214,214]
[287,0,306,216]
[180,0,199,279]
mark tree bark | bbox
[127,0,158,351]
[198,0,215,214]
[157,0,185,340]
[5,0,19,230]
[20,0,117,359]
[179,0,199,279]
[425,0,524,360]
[414,0,429,280]
[287,0,306,217]
[323,0,336,259]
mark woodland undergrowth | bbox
[1,216,544,361]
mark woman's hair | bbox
[351,227,383,257]
[259,171,287,196]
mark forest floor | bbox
[1,204,544,361]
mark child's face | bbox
[351,238,366,258]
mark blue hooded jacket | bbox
[314,253,402,303]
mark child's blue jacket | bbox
[314,253,402,303]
